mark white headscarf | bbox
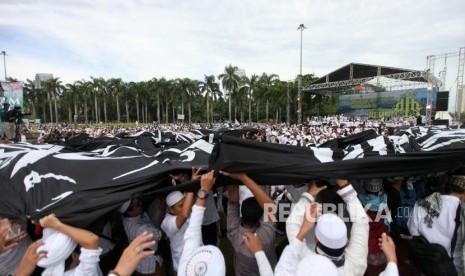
[37,228,77,276]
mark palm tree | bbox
[43,77,63,123]
[126,81,139,123]
[90,76,102,123]
[60,85,74,122]
[182,78,201,124]
[201,75,222,124]
[108,78,124,122]
[100,78,110,123]
[218,65,240,122]
[162,80,175,124]
[238,74,259,123]
[122,82,131,123]
[137,81,149,123]
[64,82,81,122]
[156,78,169,123]
[23,79,38,118]
[258,73,279,122]
[75,80,92,123]
[177,78,200,124]
[147,78,158,123]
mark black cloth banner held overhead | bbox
[0,126,464,228]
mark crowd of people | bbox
[0,112,435,145]
[1,112,465,276]
[0,168,464,276]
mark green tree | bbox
[201,75,221,124]
[23,79,39,119]
[75,80,93,123]
[43,77,63,123]
[238,74,259,123]
[218,65,240,122]
[108,78,124,122]
[258,73,279,122]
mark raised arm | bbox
[111,232,156,276]
[286,181,326,244]
[39,214,99,250]
[379,233,399,276]
[227,185,239,203]
[173,168,201,228]
[178,171,216,272]
[176,192,194,229]
[276,203,320,275]
[220,171,275,221]
[334,179,369,276]
[243,233,274,276]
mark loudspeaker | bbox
[432,119,449,126]
[436,91,449,111]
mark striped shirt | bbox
[123,212,163,274]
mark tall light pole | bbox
[297,24,307,124]
[0,51,6,81]
[286,81,290,125]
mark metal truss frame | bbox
[303,70,439,91]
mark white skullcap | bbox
[315,213,347,249]
[37,228,77,276]
[296,255,339,276]
[178,245,225,276]
[166,191,185,207]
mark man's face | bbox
[169,198,185,215]
[0,217,11,230]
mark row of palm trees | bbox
[15,65,336,125]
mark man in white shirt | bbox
[286,179,370,276]
[15,214,102,276]
[408,174,465,274]
[178,170,225,276]
[160,191,193,273]
[160,168,200,272]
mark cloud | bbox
[0,0,463,95]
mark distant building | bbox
[35,73,53,89]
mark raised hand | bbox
[14,240,47,276]
[0,226,27,254]
[307,181,327,197]
[219,171,248,182]
[191,167,202,181]
[112,232,156,276]
[243,233,263,254]
[39,214,61,229]
[297,203,321,241]
[200,170,216,192]
[379,233,397,264]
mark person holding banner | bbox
[0,102,10,140]
[4,104,17,141]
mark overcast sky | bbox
[1,0,464,87]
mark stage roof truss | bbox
[304,63,440,93]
